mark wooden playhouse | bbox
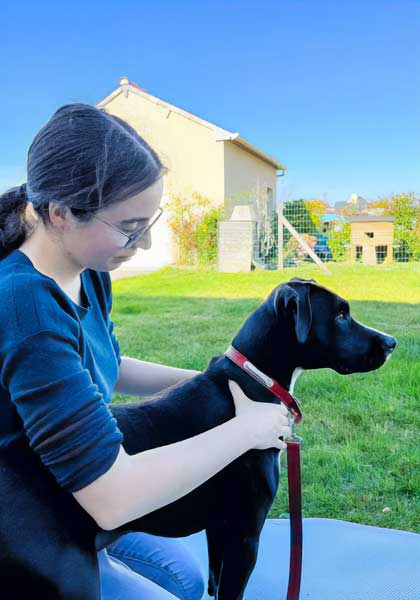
[349,216,395,265]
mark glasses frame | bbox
[92,207,163,249]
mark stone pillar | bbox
[217,205,257,272]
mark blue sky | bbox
[2,0,419,206]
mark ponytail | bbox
[0,184,34,259]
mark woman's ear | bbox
[48,202,74,231]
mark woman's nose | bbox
[137,230,152,250]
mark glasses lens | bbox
[125,208,163,248]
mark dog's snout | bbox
[382,334,397,354]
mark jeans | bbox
[98,532,206,600]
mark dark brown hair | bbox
[0,103,166,259]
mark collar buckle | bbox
[225,344,303,424]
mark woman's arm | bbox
[72,382,290,531]
[74,415,255,530]
[114,356,200,396]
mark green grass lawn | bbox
[111,262,420,534]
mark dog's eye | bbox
[336,311,347,321]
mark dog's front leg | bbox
[215,534,259,600]
[206,527,225,597]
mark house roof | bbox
[349,216,395,222]
[322,213,347,222]
[335,195,368,209]
[97,77,287,172]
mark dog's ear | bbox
[273,283,313,343]
[289,276,317,286]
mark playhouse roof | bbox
[348,216,395,222]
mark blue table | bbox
[178,518,420,600]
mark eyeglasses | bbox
[92,207,163,249]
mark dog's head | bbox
[270,277,396,375]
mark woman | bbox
[0,103,290,599]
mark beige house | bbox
[349,216,395,265]
[97,77,286,276]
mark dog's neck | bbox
[223,345,304,419]
[230,302,301,391]
[289,367,304,395]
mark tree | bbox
[328,222,351,261]
[389,193,420,261]
[283,199,318,243]
[303,199,328,229]
[366,198,392,212]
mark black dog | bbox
[0,278,396,599]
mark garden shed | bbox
[349,216,395,265]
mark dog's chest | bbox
[289,367,304,394]
[236,450,280,504]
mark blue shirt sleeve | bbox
[0,328,124,493]
[0,272,124,493]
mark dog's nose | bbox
[382,335,397,353]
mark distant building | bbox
[349,216,394,265]
[336,193,369,212]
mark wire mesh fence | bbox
[252,212,278,270]
[279,198,418,268]
[218,194,420,272]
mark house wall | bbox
[101,91,225,205]
[224,142,278,219]
[101,90,226,273]
[99,87,279,274]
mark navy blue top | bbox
[0,249,124,493]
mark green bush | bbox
[166,193,223,267]
[195,206,224,266]
[328,222,351,261]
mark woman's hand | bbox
[228,380,291,451]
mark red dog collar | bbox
[224,345,303,424]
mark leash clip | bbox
[286,413,303,444]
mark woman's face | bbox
[62,177,163,272]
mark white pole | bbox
[279,214,331,275]
[277,206,284,269]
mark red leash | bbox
[225,345,303,600]
[286,438,302,600]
